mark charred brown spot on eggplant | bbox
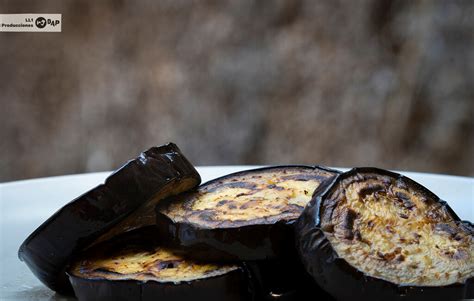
[159,166,337,228]
[321,170,473,286]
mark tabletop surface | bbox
[1,166,473,300]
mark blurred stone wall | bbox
[0,0,473,181]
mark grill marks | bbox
[358,183,384,198]
[209,181,258,191]
[395,192,416,209]
[341,209,358,240]
[377,247,402,261]
[321,171,474,286]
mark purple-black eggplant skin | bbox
[156,215,297,261]
[155,165,340,262]
[18,143,201,294]
[295,167,473,301]
[245,260,335,301]
[68,267,250,301]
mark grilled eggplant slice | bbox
[68,227,249,301]
[18,143,201,294]
[296,167,474,300]
[156,166,339,261]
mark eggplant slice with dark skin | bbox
[68,227,250,301]
[296,167,474,301]
[156,165,339,261]
[18,143,201,294]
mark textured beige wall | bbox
[1,0,473,181]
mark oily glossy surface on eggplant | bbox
[18,143,201,294]
[68,227,248,301]
[156,165,339,261]
[296,167,474,300]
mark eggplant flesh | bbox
[296,167,473,300]
[18,143,201,294]
[160,166,338,227]
[156,166,339,261]
[68,227,248,301]
[70,245,238,283]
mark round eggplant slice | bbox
[67,227,249,301]
[18,143,201,294]
[156,165,339,261]
[296,167,474,301]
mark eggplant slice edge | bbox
[18,143,201,294]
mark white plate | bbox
[0,166,473,300]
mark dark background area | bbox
[0,0,473,181]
